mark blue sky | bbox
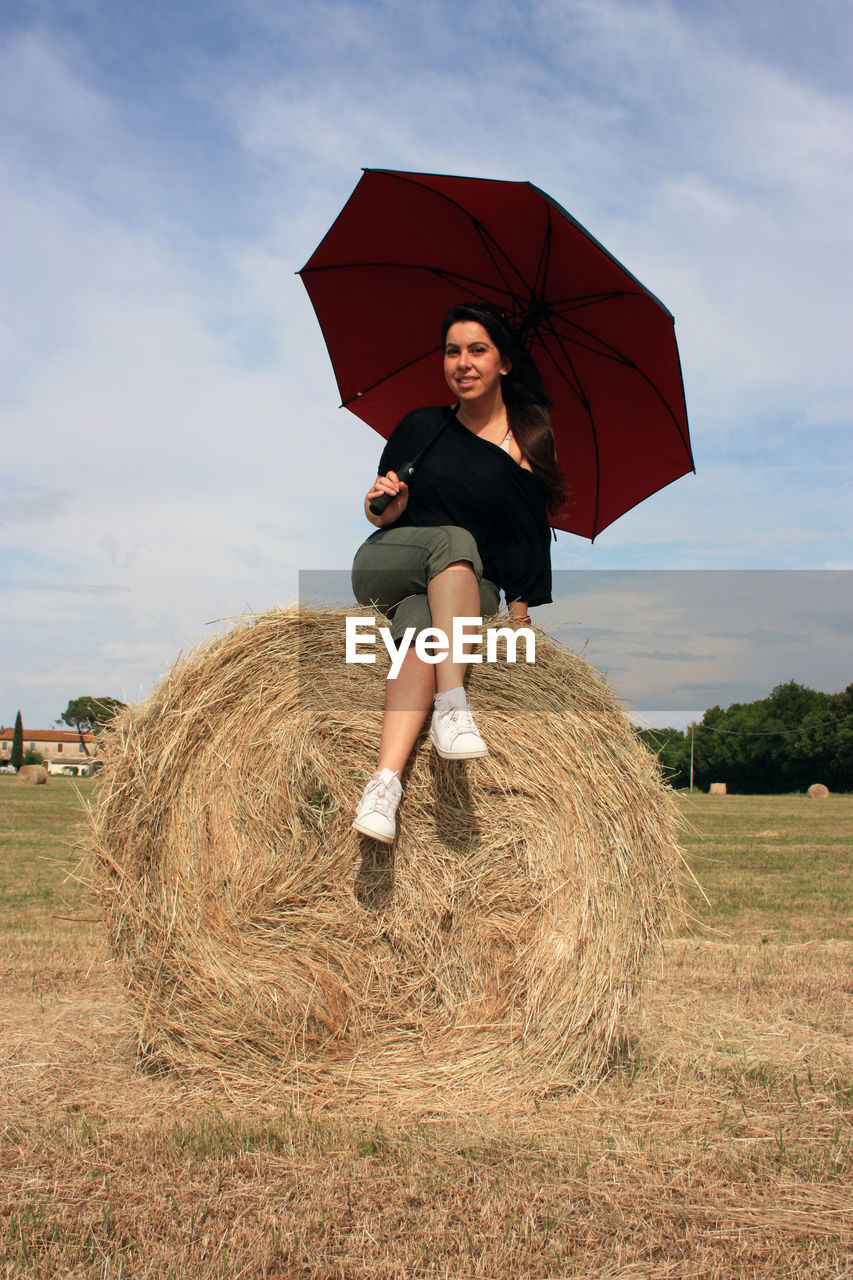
[2,0,851,731]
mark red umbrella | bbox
[298,168,693,538]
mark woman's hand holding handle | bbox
[366,465,413,525]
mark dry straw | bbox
[90,607,682,1101]
[808,782,830,799]
[18,764,48,785]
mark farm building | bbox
[0,727,98,775]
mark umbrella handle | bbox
[368,460,415,516]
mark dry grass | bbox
[16,765,47,786]
[88,606,682,1099]
[1,779,851,1276]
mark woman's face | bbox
[443,321,510,406]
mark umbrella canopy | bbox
[299,168,693,538]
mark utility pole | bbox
[689,722,695,793]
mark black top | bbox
[377,406,553,606]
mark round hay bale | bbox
[90,607,682,1098]
[18,764,48,785]
[807,783,830,799]
[709,782,727,796]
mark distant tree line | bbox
[638,680,853,794]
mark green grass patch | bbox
[676,793,853,941]
[0,775,96,929]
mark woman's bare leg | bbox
[375,646,436,774]
[373,561,481,773]
[427,561,481,694]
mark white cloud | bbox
[543,570,852,711]
[2,2,852,726]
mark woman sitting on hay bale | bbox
[351,303,566,843]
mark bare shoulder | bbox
[507,435,533,471]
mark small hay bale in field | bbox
[709,782,727,796]
[808,783,830,799]
[18,765,48,785]
[90,607,682,1099]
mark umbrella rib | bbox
[545,318,638,367]
[532,318,602,536]
[538,311,693,459]
[468,224,530,316]
[340,344,442,407]
[537,335,591,410]
[535,214,552,299]
[528,179,676,315]
[300,260,522,303]
[534,313,693,536]
[547,290,638,312]
[303,252,531,318]
[532,213,550,325]
[537,301,690,532]
[366,170,546,316]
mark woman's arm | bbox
[508,600,532,624]
[363,470,409,528]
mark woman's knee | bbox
[447,526,480,562]
[427,526,483,580]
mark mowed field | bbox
[1,777,851,1279]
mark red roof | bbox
[0,728,95,743]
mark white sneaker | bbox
[352,768,402,843]
[430,696,489,760]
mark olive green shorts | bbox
[351,525,500,643]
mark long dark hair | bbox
[441,304,567,516]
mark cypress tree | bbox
[11,711,24,771]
